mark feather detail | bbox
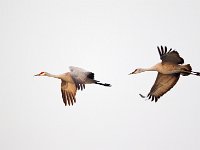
[147,73,180,102]
[157,46,184,64]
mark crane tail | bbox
[191,71,200,76]
[95,81,111,87]
[181,70,200,76]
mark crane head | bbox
[34,72,46,76]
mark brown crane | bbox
[129,46,200,102]
[35,66,111,106]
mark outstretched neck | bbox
[45,73,61,79]
[142,65,157,72]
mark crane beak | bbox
[34,73,40,76]
[128,72,133,75]
[129,69,137,75]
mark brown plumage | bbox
[60,73,77,106]
[129,46,200,102]
[35,66,111,106]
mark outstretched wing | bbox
[69,66,96,90]
[157,46,184,64]
[147,73,180,102]
[69,66,89,74]
[61,80,77,106]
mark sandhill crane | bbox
[35,66,111,106]
[129,46,200,102]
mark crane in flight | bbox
[129,46,200,102]
[35,66,111,106]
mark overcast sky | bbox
[1,0,200,150]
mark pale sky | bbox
[1,0,200,150]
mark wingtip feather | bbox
[139,94,146,98]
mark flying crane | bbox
[129,46,200,102]
[35,66,111,106]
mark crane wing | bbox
[61,80,77,106]
[157,46,184,64]
[69,66,89,73]
[69,66,96,90]
[147,73,180,102]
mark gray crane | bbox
[35,66,111,106]
[129,46,200,102]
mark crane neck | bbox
[143,65,157,72]
[45,72,61,79]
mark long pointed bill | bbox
[34,73,40,76]
[128,72,133,75]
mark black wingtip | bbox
[139,94,159,102]
[157,46,161,56]
[139,94,146,98]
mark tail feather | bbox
[181,64,192,76]
[87,72,94,79]
[180,64,200,76]
[191,71,200,76]
[95,81,111,87]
